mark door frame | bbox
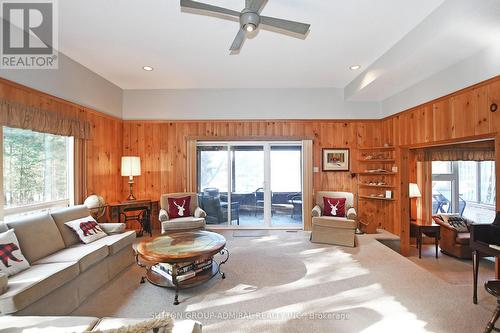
[195,140,304,229]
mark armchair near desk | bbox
[432,214,473,259]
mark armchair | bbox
[159,192,206,233]
[310,191,357,247]
[432,214,473,259]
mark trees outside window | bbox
[2,127,73,218]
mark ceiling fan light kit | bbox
[180,0,311,52]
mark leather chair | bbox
[432,214,473,259]
[159,192,206,233]
[310,191,358,247]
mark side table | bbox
[410,220,440,259]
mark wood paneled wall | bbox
[121,120,396,231]
[2,74,499,237]
[0,78,123,203]
[381,75,500,255]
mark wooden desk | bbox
[410,220,440,259]
[107,199,159,236]
[470,223,500,304]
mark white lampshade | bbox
[409,183,421,198]
[121,156,141,177]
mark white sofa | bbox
[0,315,202,333]
[0,205,136,315]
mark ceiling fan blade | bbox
[180,0,240,17]
[260,16,310,35]
[248,0,268,12]
[230,29,246,51]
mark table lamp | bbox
[409,183,421,221]
[121,156,141,201]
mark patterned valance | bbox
[414,141,495,161]
[0,99,91,139]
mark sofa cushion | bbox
[87,231,136,255]
[6,213,66,264]
[162,217,205,231]
[168,196,192,219]
[51,205,93,247]
[90,316,174,333]
[65,216,107,244]
[455,233,470,245]
[34,242,109,272]
[0,316,99,333]
[0,262,79,314]
[0,229,30,276]
[323,197,346,217]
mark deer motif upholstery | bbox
[159,192,206,233]
[310,191,358,247]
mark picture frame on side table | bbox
[322,148,350,172]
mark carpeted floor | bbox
[73,230,497,333]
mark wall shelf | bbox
[358,159,395,163]
[359,184,396,189]
[359,195,395,201]
[357,172,397,176]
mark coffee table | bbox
[135,230,229,305]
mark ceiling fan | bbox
[180,0,311,52]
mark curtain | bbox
[73,138,88,205]
[0,98,91,139]
[302,140,313,231]
[186,140,197,193]
[414,141,495,161]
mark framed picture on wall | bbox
[322,148,350,171]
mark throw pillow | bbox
[323,197,346,217]
[446,216,469,233]
[0,229,30,276]
[65,216,107,244]
[168,196,191,219]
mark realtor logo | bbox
[1,0,58,69]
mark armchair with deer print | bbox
[159,192,206,233]
[310,191,358,247]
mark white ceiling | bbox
[59,0,445,90]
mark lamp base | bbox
[127,180,136,201]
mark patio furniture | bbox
[310,191,358,247]
[432,193,450,214]
[254,188,265,216]
[287,193,302,219]
[199,189,240,225]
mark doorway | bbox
[197,141,303,228]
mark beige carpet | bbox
[73,230,497,333]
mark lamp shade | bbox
[121,156,141,177]
[409,183,421,198]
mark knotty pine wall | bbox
[121,120,396,231]
[380,76,500,254]
[0,78,123,203]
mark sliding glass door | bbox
[197,141,303,228]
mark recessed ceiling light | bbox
[142,66,153,71]
[349,65,361,71]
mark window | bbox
[432,160,495,222]
[1,127,74,220]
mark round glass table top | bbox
[137,230,226,262]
